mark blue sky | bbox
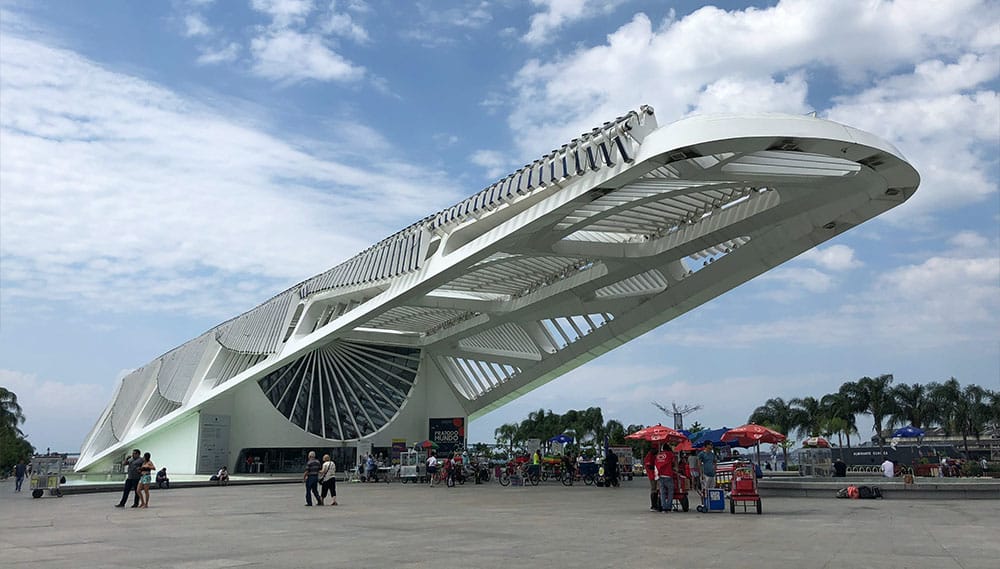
[1,0,997,454]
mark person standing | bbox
[303,451,323,506]
[137,453,155,509]
[426,451,438,486]
[604,449,619,488]
[643,445,659,511]
[655,443,677,512]
[319,454,338,506]
[882,458,896,478]
[697,442,717,490]
[13,460,26,492]
[115,449,144,508]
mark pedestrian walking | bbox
[115,449,143,508]
[319,454,338,506]
[426,451,438,487]
[303,451,323,506]
[14,460,26,492]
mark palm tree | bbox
[843,374,896,449]
[790,396,826,438]
[953,384,990,455]
[823,390,859,447]
[603,419,626,446]
[494,423,519,453]
[988,390,1000,431]
[0,388,30,473]
[0,388,25,437]
[890,382,937,429]
[748,397,802,468]
[571,406,604,444]
[930,378,963,435]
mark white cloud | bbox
[758,267,834,296]
[949,231,990,251]
[250,0,315,28]
[321,9,369,43]
[0,369,110,452]
[662,252,1000,351]
[826,61,998,219]
[184,13,213,37]
[0,34,463,318]
[504,0,1000,186]
[250,28,364,83]
[798,245,862,271]
[196,42,241,65]
[689,72,811,116]
[470,149,512,179]
[399,2,493,47]
[523,0,626,47]
[245,0,366,84]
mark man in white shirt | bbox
[426,451,439,487]
[881,458,894,478]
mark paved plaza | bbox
[2,480,997,569]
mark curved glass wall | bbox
[257,340,420,440]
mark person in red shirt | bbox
[643,445,660,511]
[655,443,677,513]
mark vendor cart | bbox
[670,472,691,511]
[577,460,598,486]
[399,450,422,483]
[728,464,762,514]
[696,487,727,513]
[29,457,64,499]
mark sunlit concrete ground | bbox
[3,478,997,569]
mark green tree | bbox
[790,396,826,438]
[687,421,706,436]
[494,423,519,453]
[0,387,25,436]
[954,384,990,455]
[748,397,802,468]
[822,390,859,447]
[603,419,626,445]
[930,378,962,435]
[0,388,32,474]
[890,382,937,429]
[843,374,896,449]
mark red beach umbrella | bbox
[721,423,787,446]
[802,436,831,448]
[625,424,688,444]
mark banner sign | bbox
[429,417,465,456]
[391,439,407,461]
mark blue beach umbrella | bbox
[892,425,925,438]
[549,434,574,445]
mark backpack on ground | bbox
[856,485,883,499]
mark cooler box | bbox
[705,489,725,511]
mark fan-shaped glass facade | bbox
[257,340,420,440]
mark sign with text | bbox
[391,439,407,462]
[429,417,465,456]
[196,414,230,475]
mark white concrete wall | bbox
[220,352,466,471]
[81,353,469,475]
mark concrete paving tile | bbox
[2,480,996,569]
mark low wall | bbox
[758,478,1000,500]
